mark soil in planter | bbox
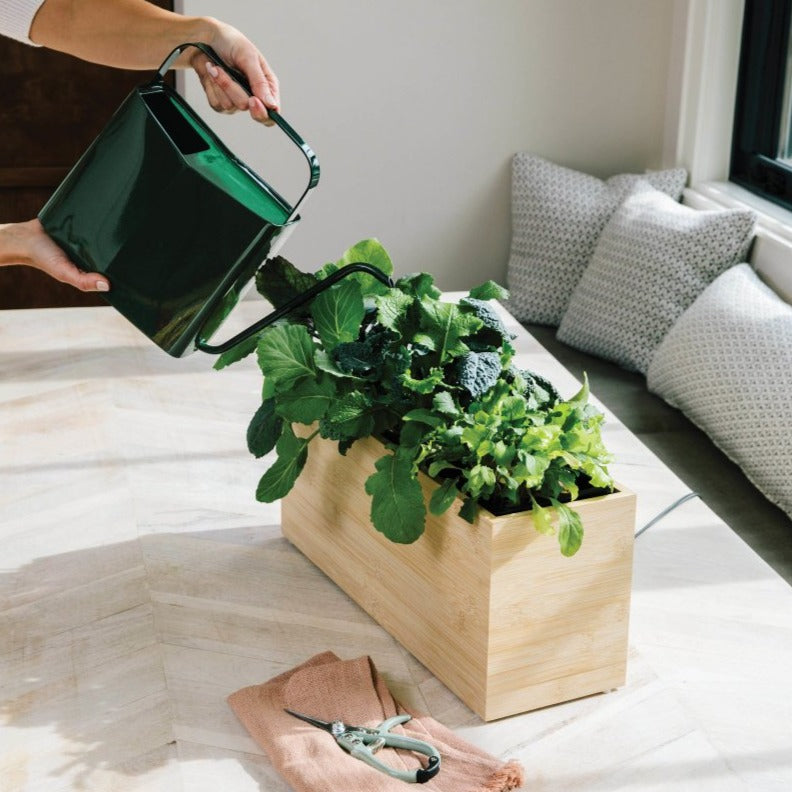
[479,473,615,517]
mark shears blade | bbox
[284,708,340,734]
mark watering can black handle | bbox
[195,263,394,355]
[155,42,320,223]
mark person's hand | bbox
[0,219,110,293]
[190,19,280,125]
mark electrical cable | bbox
[634,491,700,539]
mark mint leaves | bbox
[220,238,614,554]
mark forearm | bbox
[29,0,218,69]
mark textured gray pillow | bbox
[506,154,687,326]
[648,264,792,518]
[556,181,755,374]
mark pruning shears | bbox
[284,708,441,784]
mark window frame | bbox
[731,0,792,208]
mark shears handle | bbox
[339,715,441,784]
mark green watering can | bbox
[39,43,390,357]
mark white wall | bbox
[179,0,675,289]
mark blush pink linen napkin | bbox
[228,651,525,792]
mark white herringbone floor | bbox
[2,300,791,791]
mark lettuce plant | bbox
[217,239,614,556]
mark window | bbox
[731,0,792,209]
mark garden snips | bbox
[284,708,441,784]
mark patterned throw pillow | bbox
[556,182,755,374]
[648,264,792,517]
[505,155,687,325]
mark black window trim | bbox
[731,0,792,210]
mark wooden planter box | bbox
[282,434,636,721]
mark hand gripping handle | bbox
[155,42,320,222]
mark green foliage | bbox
[256,256,319,311]
[255,425,313,502]
[220,238,614,556]
[213,332,261,370]
[256,324,317,391]
[311,279,365,349]
[453,351,502,399]
[247,398,282,458]
[335,238,393,295]
[429,478,459,516]
[417,300,482,364]
[467,280,509,301]
[365,449,426,543]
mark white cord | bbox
[634,492,700,538]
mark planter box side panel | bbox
[281,434,493,716]
[485,488,636,720]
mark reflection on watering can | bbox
[38,42,369,358]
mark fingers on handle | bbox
[205,60,249,112]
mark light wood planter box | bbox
[282,433,636,721]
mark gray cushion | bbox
[505,154,687,326]
[648,264,792,518]
[556,181,755,374]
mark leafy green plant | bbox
[218,239,614,556]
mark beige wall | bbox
[179,0,675,289]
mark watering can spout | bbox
[195,263,394,355]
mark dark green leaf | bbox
[453,351,502,398]
[396,272,442,299]
[375,289,413,332]
[274,377,335,423]
[311,279,365,349]
[255,425,310,502]
[333,341,376,375]
[521,368,561,406]
[337,437,355,455]
[399,420,427,450]
[468,280,509,301]
[364,450,426,543]
[460,298,512,343]
[429,478,458,516]
[418,300,482,363]
[402,408,444,427]
[315,349,361,379]
[257,325,317,389]
[247,398,282,458]
[458,497,479,523]
[320,391,375,440]
[255,256,318,310]
[427,459,457,478]
[213,332,260,370]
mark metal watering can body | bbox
[38,43,320,357]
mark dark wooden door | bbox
[0,2,174,309]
